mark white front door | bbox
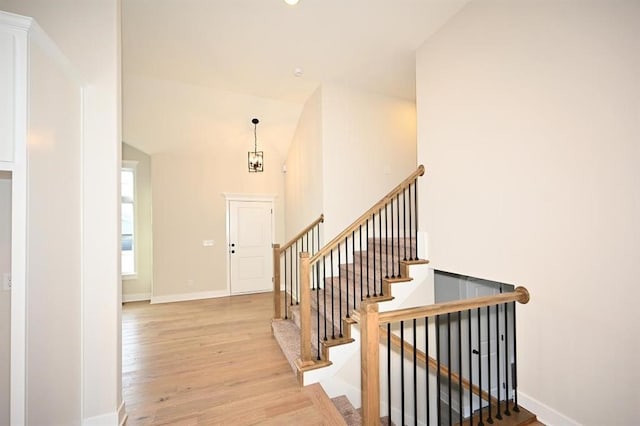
[229,200,273,295]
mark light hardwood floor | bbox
[122,292,346,425]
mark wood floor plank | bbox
[123,293,346,425]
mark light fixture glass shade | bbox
[248,151,264,172]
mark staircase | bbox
[272,236,428,381]
[270,165,537,425]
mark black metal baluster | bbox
[295,241,299,304]
[512,302,520,413]
[486,306,493,424]
[338,244,343,338]
[425,317,430,426]
[311,230,316,290]
[372,214,378,297]
[330,250,335,339]
[345,237,350,319]
[468,309,473,426]
[315,263,321,360]
[378,208,384,295]
[413,318,417,426]
[458,311,463,426]
[284,249,288,319]
[290,248,295,306]
[495,305,502,421]
[403,187,408,261]
[396,193,400,276]
[385,203,389,278]
[359,225,364,300]
[366,219,371,298]
[401,321,405,426]
[413,179,419,260]
[448,313,452,426]
[436,315,442,426]
[408,183,414,260]
[390,196,395,278]
[477,307,484,426]
[504,302,511,417]
[322,256,327,342]
[388,323,392,424]
[352,231,356,310]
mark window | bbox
[121,165,136,276]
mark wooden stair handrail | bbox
[309,165,425,265]
[280,214,324,252]
[379,327,498,406]
[378,286,530,324]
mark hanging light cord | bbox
[254,121,258,154]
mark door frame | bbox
[222,193,276,295]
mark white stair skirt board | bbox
[122,293,151,303]
[150,290,229,304]
[518,392,580,426]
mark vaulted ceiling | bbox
[122,0,469,103]
[121,0,470,155]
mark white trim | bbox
[118,400,127,426]
[121,273,137,281]
[0,161,15,171]
[221,192,277,202]
[82,410,118,426]
[518,392,581,426]
[122,292,151,303]
[4,12,30,425]
[150,290,229,304]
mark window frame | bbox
[121,161,138,279]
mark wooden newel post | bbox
[272,243,281,319]
[361,302,381,426]
[299,252,312,363]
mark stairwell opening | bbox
[434,270,516,422]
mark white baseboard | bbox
[83,411,117,426]
[150,290,230,304]
[118,400,127,426]
[519,392,581,426]
[122,292,151,303]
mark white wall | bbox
[122,143,152,301]
[285,84,417,245]
[26,39,83,424]
[321,85,417,241]
[123,76,299,300]
[416,1,640,424]
[0,172,10,426]
[0,1,122,423]
[284,87,324,240]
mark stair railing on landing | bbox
[297,165,426,367]
[272,214,324,320]
[358,286,531,426]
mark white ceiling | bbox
[122,0,469,104]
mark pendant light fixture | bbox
[248,118,264,172]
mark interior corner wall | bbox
[0,173,10,426]
[284,86,324,240]
[123,77,296,299]
[321,85,417,241]
[0,0,122,423]
[416,1,640,424]
[122,143,152,299]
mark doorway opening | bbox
[225,195,275,295]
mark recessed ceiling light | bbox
[284,0,300,5]
[293,67,303,77]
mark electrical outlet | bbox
[2,273,11,291]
